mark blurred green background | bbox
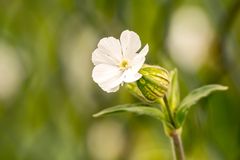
[0,0,240,159]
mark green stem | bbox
[170,130,185,160]
[163,96,176,128]
[163,96,185,160]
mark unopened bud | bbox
[137,65,170,102]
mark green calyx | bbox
[137,64,170,102]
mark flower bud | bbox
[137,65,170,102]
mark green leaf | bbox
[167,69,180,110]
[175,84,228,127]
[175,108,187,128]
[93,103,164,121]
[179,84,228,110]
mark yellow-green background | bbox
[0,0,239,159]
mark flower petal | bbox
[138,44,149,57]
[123,69,142,83]
[92,48,117,65]
[92,64,123,92]
[105,85,120,92]
[120,30,141,59]
[131,44,149,73]
[97,37,122,63]
[99,71,124,93]
[92,64,120,83]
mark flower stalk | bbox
[170,130,185,160]
[163,96,176,128]
[162,95,185,160]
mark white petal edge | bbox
[108,85,120,92]
[98,71,124,93]
[131,44,149,73]
[97,37,122,63]
[92,64,124,92]
[138,44,149,56]
[92,48,117,65]
[120,30,141,59]
[123,69,142,83]
[92,64,121,84]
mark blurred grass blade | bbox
[93,104,164,121]
[179,84,228,110]
[167,69,180,110]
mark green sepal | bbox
[137,65,170,102]
[125,83,153,103]
[167,69,180,110]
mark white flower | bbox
[92,30,149,93]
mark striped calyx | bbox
[137,65,170,102]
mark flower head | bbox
[92,30,149,93]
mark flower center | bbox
[119,60,129,70]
